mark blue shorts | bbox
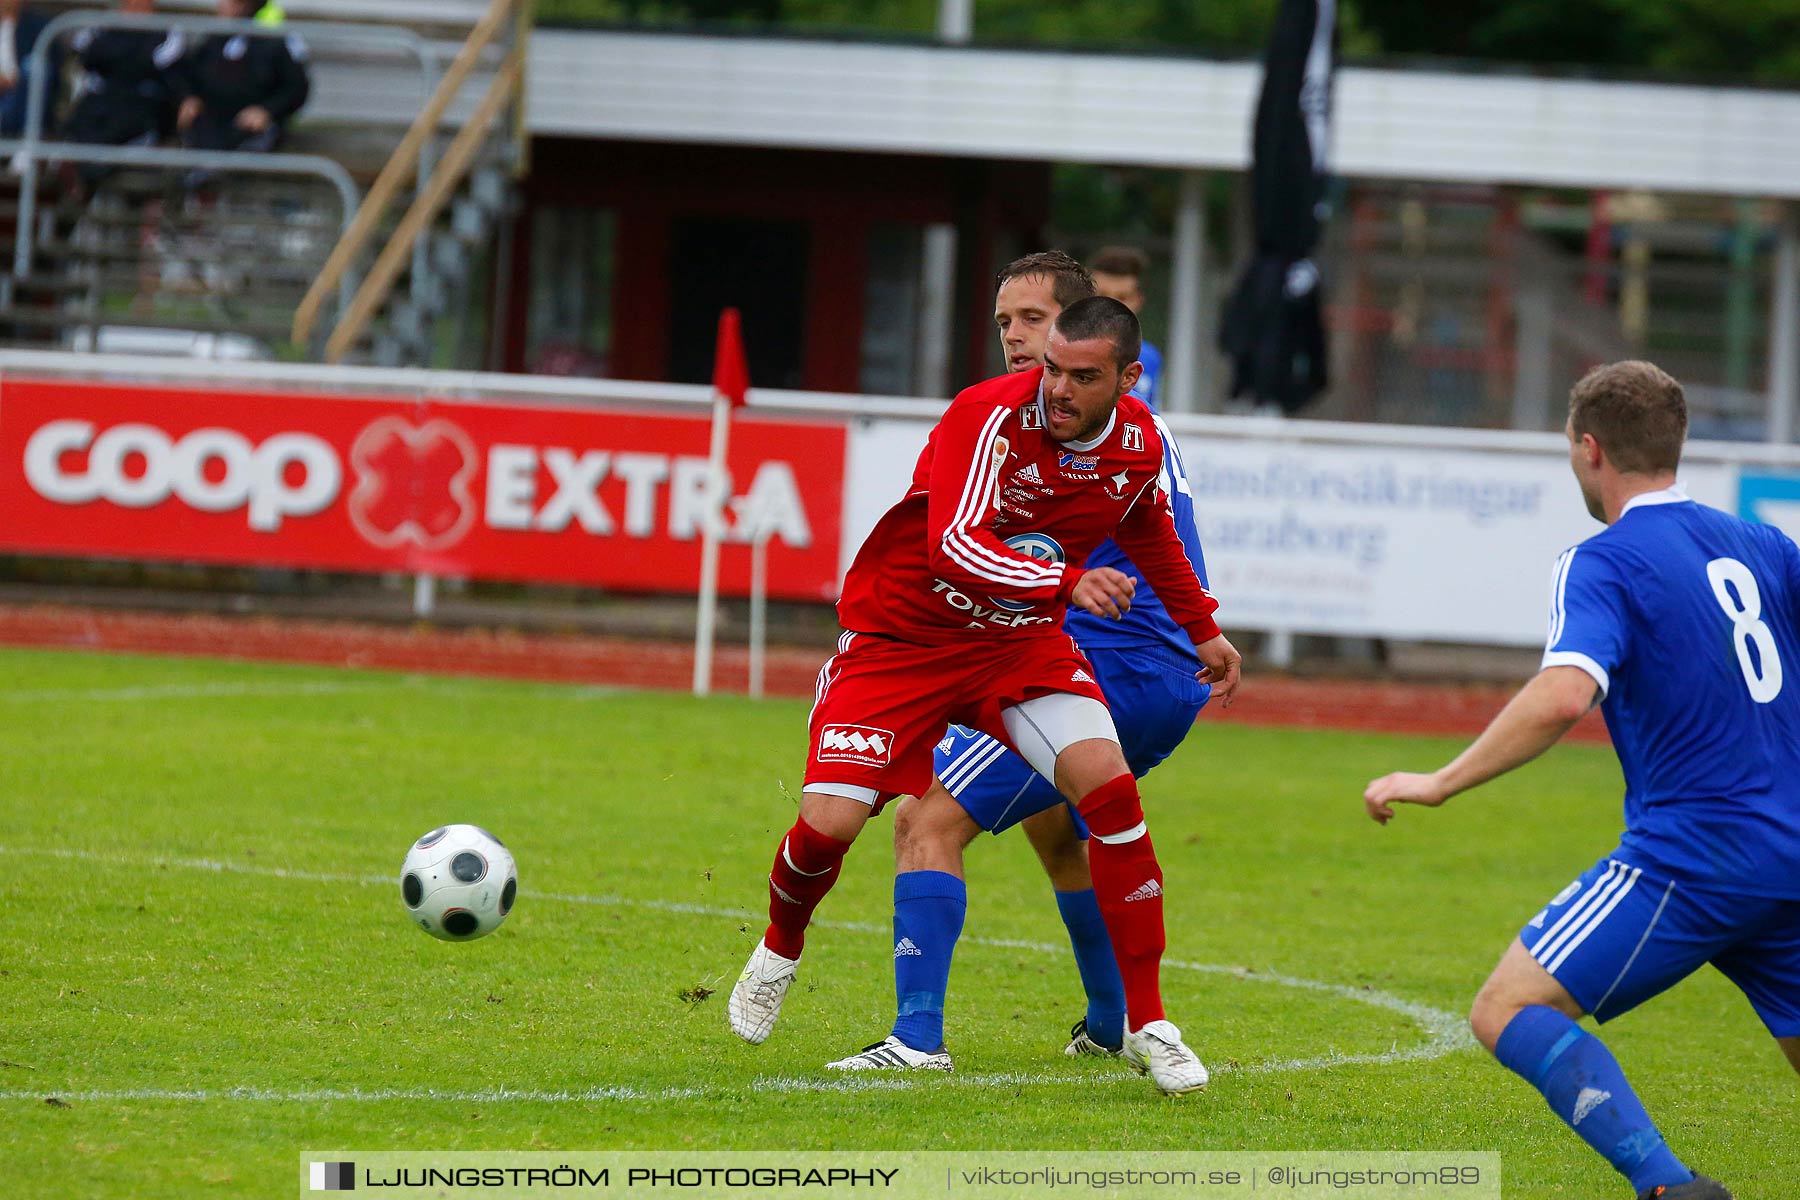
[1520,855,1800,1036]
[931,644,1210,837]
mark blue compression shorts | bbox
[931,644,1209,837]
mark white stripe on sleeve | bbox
[1541,650,1609,699]
[940,406,1063,588]
[1546,547,1577,648]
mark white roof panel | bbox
[525,29,1800,198]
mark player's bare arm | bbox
[1364,665,1599,824]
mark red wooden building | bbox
[504,137,1051,396]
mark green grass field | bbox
[1,645,1794,1198]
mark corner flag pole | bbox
[694,308,749,697]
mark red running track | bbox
[0,603,1609,744]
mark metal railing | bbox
[0,136,361,320]
[147,0,492,22]
[293,0,530,363]
[13,10,443,281]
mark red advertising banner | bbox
[0,377,847,601]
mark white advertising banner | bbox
[840,416,931,584]
[841,416,1800,648]
[1184,438,1733,645]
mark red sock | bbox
[764,815,851,960]
[1078,774,1166,1029]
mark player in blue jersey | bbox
[1364,361,1799,1200]
[826,251,1227,1092]
[1092,247,1163,404]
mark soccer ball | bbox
[400,824,518,941]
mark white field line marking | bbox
[0,677,625,703]
[0,845,1475,1101]
[0,680,393,703]
[0,1071,1146,1104]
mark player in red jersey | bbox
[730,296,1242,1093]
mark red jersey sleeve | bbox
[925,400,1084,605]
[1112,471,1223,647]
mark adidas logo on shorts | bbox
[1072,669,1093,683]
[894,937,923,958]
[1123,880,1162,902]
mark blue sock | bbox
[889,870,966,1053]
[1055,887,1126,1051]
[1494,1006,1692,1194]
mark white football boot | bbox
[1121,1019,1209,1095]
[826,1036,953,1072]
[1064,1018,1127,1058]
[728,939,797,1045]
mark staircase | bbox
[291,0,529,367]
[0,0,529,368]
[370,157,515,366]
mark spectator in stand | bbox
[1089,246,1164,404]
[57,0,185,193]
[172,0,308,163]
[0,0,56,138]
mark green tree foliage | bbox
[1359,0,1800,81]
[536,0,1800,84]
[1641,0,1800,81]
[536,0,1319,53]
[941,0,1283,52]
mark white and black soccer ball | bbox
[400,824,518,941]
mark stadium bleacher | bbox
[0,0,521,365]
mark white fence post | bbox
[1768,202,1799,446]
[748,524,771,699]
[1167,169,1209,414]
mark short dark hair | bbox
[997,251,1095,310]
[1090,246,1147,280]
[1052,296,1141,369]
[1568,361,1687,475]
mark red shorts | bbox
[804,631,1107,805]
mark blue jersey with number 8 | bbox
[1543,488,1800,898]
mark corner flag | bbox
[713,307,750,408]
[694,308,750,695]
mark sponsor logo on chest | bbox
[998,488,1037,520]
[1058,451,1100,480]
[930,579,1058,629]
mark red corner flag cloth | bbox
[713,307,750,408]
